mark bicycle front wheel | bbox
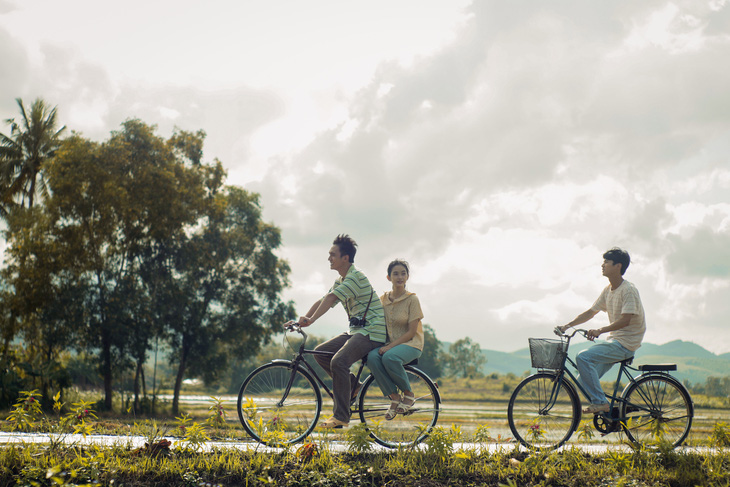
[508,373,581,450]
[620,374,693,448]
[237,362,322,446]
[358,366,441,448]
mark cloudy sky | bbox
[2,0,730,354]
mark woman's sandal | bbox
[385,397,401,420]
[396,393,416,414]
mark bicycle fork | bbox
[540,373,564,415]
[272,358,303,408]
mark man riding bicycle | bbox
[558,247,646,415]
[294,234,386,428]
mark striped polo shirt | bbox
[328,265,386,343]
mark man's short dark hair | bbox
[603,247,630,275]
[333,234,357,262]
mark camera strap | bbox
[347,289,374,322]
[361,290,374,322]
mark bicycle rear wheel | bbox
[358,366,441,448]
[237,362,322,446]
[508,373,581,450]
[620,374,693,448]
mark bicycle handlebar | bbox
[553,326,588,339]
[284,321,303,333]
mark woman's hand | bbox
[378,344,392,355]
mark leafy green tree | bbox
[4,121,204,410]
[144,165,295,414]
[0,98,66,216]
[2,119,294,413]
[1,207,83,405]
[418,324,444,379]
[444,337,486,379]
[703,376,730,399]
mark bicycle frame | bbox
[541,332,677,421]
[554,356,637,414]
[274,326,368,410]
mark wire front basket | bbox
[528,338,568,370]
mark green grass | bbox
[2,437,729,486]
[3,386,730,485]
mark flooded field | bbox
[158,394,727,446]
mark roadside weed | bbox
[206,396,227,434]
[174,412,193,436]
[576,419,595,442]
[473,423,493,443]
[345,421,374,454]
[179,421,210,452]
[6,390,44,432]
[527,419,545,443]
[711,421,730,448]
[425,425,459,462]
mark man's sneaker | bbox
[583,403,610,414]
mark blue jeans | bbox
[575,340,634,405]
[367,344,422,397]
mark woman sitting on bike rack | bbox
[367,259,425,420]
[558,247,646,415]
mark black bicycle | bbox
[507,327,694,450]
[237,323,441,448]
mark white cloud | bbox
[2,0,730,355]
[623,3,706,53]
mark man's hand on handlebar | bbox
[554,326,589,339]
[586,328,602,341]
[297,316,312,328]
[284,320,298,331]
[555,324,572,335]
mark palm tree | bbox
[0,98,66,216]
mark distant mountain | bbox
[469,339,729,386]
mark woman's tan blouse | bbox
[380,291,424,351]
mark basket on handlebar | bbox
[528,338,568,370]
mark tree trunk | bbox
[141,366,146,397]
[28,174,35,208]
[41,347,52,408]
[172,346,188,416]
[133,360,142,413]
[102,332,113,411]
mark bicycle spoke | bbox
[508,373,580,450]
[237,363,321,445]
[358,367,440,448]
[621,375,692,448]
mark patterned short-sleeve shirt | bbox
[380,291,425,351]
[327,265,386,343]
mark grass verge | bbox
[2,439,730,486]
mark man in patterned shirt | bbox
[558,247,646,414]
[296,234,386,428]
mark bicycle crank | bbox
[593,408,621,434]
